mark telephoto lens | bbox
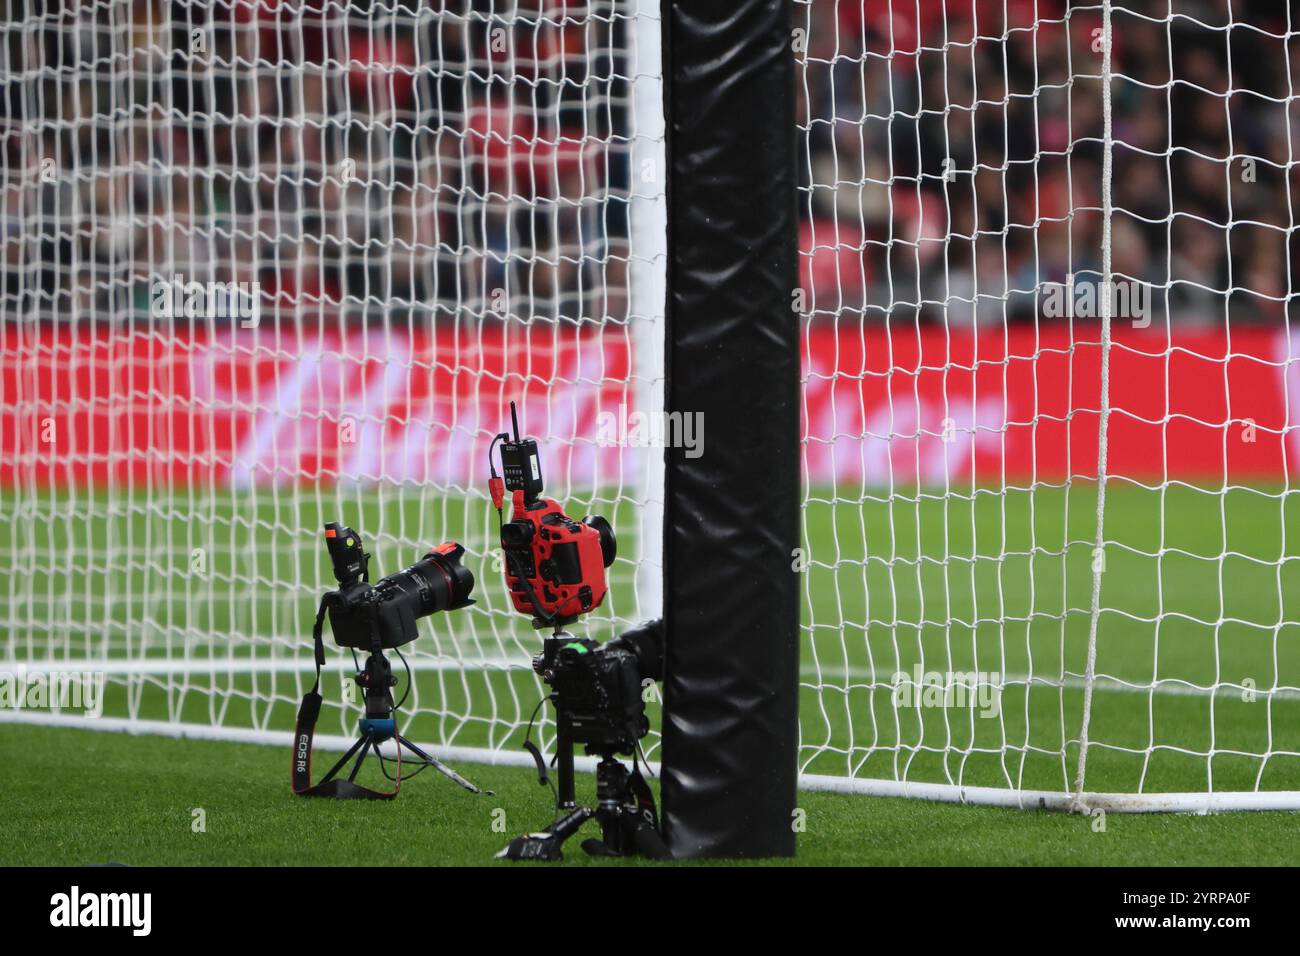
[374,542,476,618]
[327,541,475,650]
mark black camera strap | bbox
[291,597,400,800]
[627,754,659,831]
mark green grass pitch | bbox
[3,481,1300,864]
[2,724,1298,866]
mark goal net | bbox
[797,0,1300,810]
[5,0,1300,813]
[0,0,666,767]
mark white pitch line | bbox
[0,656,528,675]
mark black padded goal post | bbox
[659,0,801,859]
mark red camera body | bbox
[489,402,617,627]
[500,489,610,623]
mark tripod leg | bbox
[497,805,594,861]
[347,737,372,783]
[578,756,670,860]
[577,806,670,860]
[318,733,370,785]
[555,712,577,807]
[397,736,491,795]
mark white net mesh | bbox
[1,0,666,762]
[796,0,1300,807]
[8,0,1300,809]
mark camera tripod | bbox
[497,632,670,860]
[294,642,488,800]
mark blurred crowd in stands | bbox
[3,0,631,325]
[3,0,1296,328]
[799,0,1296,327]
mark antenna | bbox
[499,401,543,501]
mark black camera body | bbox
[322,523,474,651]
[536,636,648,755]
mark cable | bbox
[392,645,413,713]
[521,693,557,805]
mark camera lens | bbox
[368,544,475,639]
[408,543,476,614]
[325,539,475,651]
[582,515,616,568]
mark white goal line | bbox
[0,656,530,675]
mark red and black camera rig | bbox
[488,403,616,628]
[488,402,668,861]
